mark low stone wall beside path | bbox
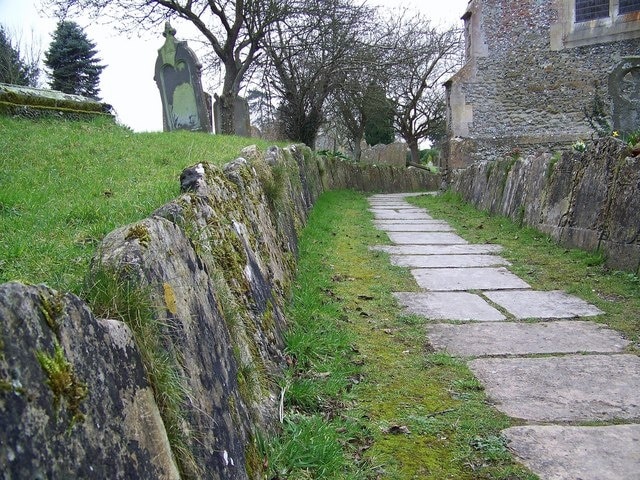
[449,137,640,274]
[0,143,439,479]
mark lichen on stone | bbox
[163,282,178,315]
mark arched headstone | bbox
[154,23,212,132]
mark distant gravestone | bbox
[360,142,407,167]
[609,57,640,135]
[213,95,251,136]
[154,22,211,132]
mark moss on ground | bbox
[271,190,536,479]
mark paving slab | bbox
[503,424,640,480]
[377,223,454,232]
[370,208,429,213]
[469,354,640,422]
[394,292,506,321]
[391,254,509,268]
[483,290,603,319]
[371,244,504,255]
[371,211,435,221]
[387,232,468,245]
[374,219,448,224]
[412,267,531,291]
[368,204,420,210]
[369,192,429,199]
[426,321,630,357]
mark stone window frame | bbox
[575,0,610,22]
[551,0,640,50]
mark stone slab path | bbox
[369,193,640,480]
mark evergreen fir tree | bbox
[44,21,105,99]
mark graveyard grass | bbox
[4,116,639,478]
[271,190,537,479]
[0,116,278,294]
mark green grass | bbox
[409,191,640,344]
[0,116,278,294]
[267,190,536,479]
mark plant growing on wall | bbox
[583,82,612,138]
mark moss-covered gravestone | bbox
[154,22,212,133]
[609,56,640,135]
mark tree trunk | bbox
[409,140,420,165]
[353,132,363,162]
[217,92,236,135]
[218,58,243,135]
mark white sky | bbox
[0,0,468,132]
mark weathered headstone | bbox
[154,22,211,132]
[360,142,407,166]
[609,56,640,135]
[213,95,251,136]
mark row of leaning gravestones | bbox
[154,22,251,135]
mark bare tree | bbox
[262,0,374,148]
[387,13,462,163]
[326,20,394,160]
[0,25,40,87]
[42,0,291,134]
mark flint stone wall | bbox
[445,0,640,168]
[1,145,439,479]
[449,137,640,273]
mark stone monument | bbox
[213,94,251,136]
[609,57,640,135]
[154,23,212,132]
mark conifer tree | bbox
[44,21,104,99]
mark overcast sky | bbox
[0,0,468,132]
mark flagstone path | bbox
[369,193,640,480]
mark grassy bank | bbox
[0,116,276,293]
[268,190,536,479]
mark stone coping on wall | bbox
[0,83,113,118]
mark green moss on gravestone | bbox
[38,291,65,335]
[125,223,151,248]
[36,341,88,427]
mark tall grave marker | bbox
[154,23,212,132]
[609,56,640,135]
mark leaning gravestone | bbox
[609,56,640,135]
[154,22,212,132]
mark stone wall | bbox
[445,0,640,168]
[0,83,113,119]
[0,145,439,479]
[449,137,640,274]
